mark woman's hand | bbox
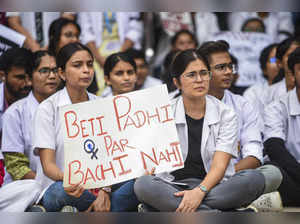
[64,183,85,198]
[144,167,155,176]
[86,190,111,212]
[174,187,206,213]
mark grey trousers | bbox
[256,164,283,194]
[134,169,265,212]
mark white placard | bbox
[212,31,275,87]
[60,85,183,189]
[0,24,26,54]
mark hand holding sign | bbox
[61,85,183,189]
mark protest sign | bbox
[60,85,183,189]
[0,24,25,55]
[212,31,274,87]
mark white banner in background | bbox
[0,24,26,54]
[212,31,275,87]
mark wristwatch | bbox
[197,184,208,194]
[101,187,112,194]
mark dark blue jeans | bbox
[42,180,139,212]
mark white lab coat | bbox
[6,12,61,47]
[33,87,97,199]
[265,78,288,106]
[1,91,40,185]
[221,90,263,164]
[78,12,143,49]
[157,95,238,182]
[194,12,220,44]
[243,79,270,130]
[0,179,42,211]
[264,88,300,162]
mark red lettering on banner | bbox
[113,154,132,176]
[84,167,96,184]
[140,148,159,170]
[159,151,170,163]
[95,165,102,181]
[68,160,84,185]
[111,141,124,156]
[101,161,116,180]
[64,111,80,138]
[146,108,161,125]
[134,111,146,128]
[96,116,107,136]
[88,118,95,136]
[104,135,112,156]
[123,115,137,130]
[161,104,173,123]
[113,95,131,132]
[120,139,136,151]
[80,120,88,138]
[170,142,184,167]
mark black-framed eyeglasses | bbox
[182,70,212,81]
[212,63,235,72]
[38,67,58,77]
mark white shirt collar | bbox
[289,88,300,116]
[174,95,220,125]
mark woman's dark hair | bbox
[259,44,278,71]
[171,29,198,48]
[288,47,300,73]
[241,18,266,33]
[198,40,230,63]
[32,50,55,71]
[104,52,137,78]
[56,42,94,71]
[161,50,180,92]
[48,18,81,56]
[171,49,210,80]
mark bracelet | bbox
[101,187,112,194]
[197,184,208,194]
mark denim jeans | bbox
[134,169,265,211]
[42,180,139,212]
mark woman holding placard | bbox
[33,42,138,212]
[134,49,265,212]
[101,52,137,97]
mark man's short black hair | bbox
[0,47,34,77]
[125,48,146,62]
[287,47,300,73]
[197,40,230,63]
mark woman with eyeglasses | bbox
[134,49,264,212]
[48,18,98,94]
[0,50,60,211]
[33,43,139,212]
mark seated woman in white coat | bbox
[33,43,139,212]
[134,49,265,212]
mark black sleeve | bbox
[264,137,300,183]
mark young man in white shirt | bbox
[198,41,283,210]
[0,47,33,188]
[266,37,300,105]
[264,47,300,206]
